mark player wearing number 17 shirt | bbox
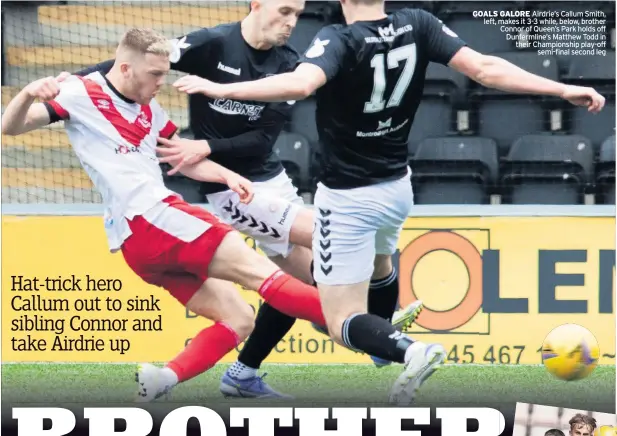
[173,0,605,404]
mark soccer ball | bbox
[596,426,617,436]
[541,323,600,381]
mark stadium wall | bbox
[2,204,615,365]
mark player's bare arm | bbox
[173,63,327,102]
[448,47,605,113]
[1,73,70,135]
[157,135,254,204]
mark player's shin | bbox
[167,322,241,382]
[235,302,296,372]
[368,267,399,322]
[257,270,327,327]
[341,313,413,363]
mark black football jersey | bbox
[169,22,299,194]
[300,8,467,189]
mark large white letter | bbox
[159,406,226,436]
[13,407,75,436]
[230,408,293,436]
[295,408,367,436]
[371,407,430,436]
[437,408,505,436]
[84,408,153,436]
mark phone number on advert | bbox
[446,345,528,364]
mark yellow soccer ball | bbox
[541,324,600,381]
[596,426,617,436]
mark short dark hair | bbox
[545,429,566,436]
[569,414,597,432]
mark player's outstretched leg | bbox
[221,242,315,399]
[135,278,254,402]
[208,231,327,329]
[213,191,316,399]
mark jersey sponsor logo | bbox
[114,145,142,155]
[365,24,413,43]
[217,62,241,76]
[305,38,330,58]
[356,118,409,137]
[169,36,191,63]
[208,98,265,121]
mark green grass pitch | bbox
[2,363,614,412]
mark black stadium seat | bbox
[596,135,616,204]
[471,52,560,154]
[407,63,469,156]
[411,136,499,204]
[563,53,616,150]
[501,134,594,204]
[273,131,312,193]
[289,97,318,148]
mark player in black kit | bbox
[172,0,605,404]
[76,0,422,400]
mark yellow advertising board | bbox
[2,215,615,365]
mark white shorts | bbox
[312,168,414,286]
[206,170,305,257]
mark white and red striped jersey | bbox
[45,71,179,252]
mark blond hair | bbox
[118,28,170,56]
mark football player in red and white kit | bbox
[2,27,328,402]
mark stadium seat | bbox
[567,96,615,152]
[273,131,311,193]
[411,136,499,204]
[501,134,594,204]
[408,64,467,156]
[470,52,560,155]
[561,53,616,149]
[436,2,524,53]
[424,62,469,105]
[407,99,458,156]
[563,51,616,87]
[596,136,616,204]
[289,98,318,148]
[527,2,613,71]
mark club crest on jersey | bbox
[208,99,265,121]
[137,112,152,129]
[96,99,110,110]
[305,38,330,58]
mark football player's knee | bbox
[372,255,393,279]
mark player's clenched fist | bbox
[561,85,606,113]
[24,72,71,101]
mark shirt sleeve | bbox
[299,25,349,82]
[168,27,214,73]
[416,9,467,65]
[42,76,83,123]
